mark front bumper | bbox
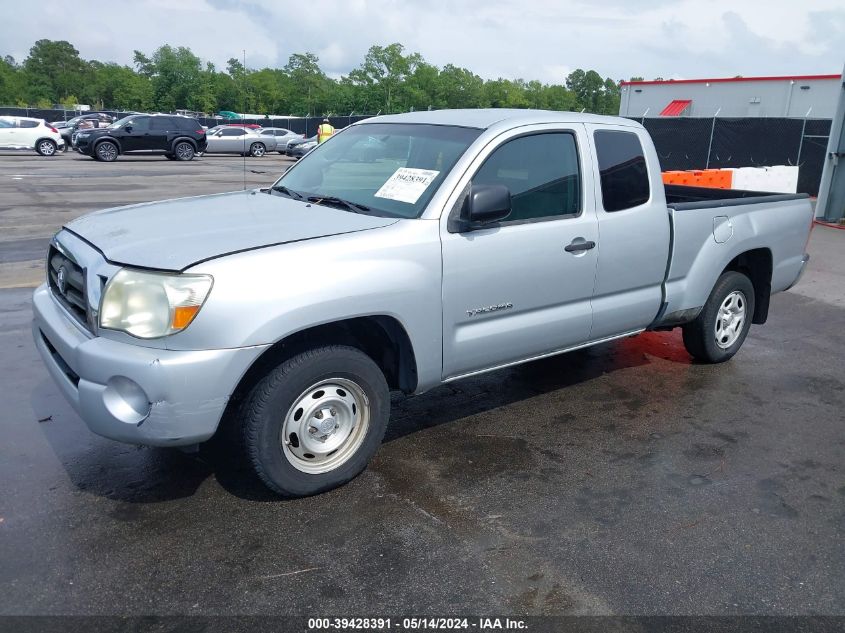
[32,283,269,446]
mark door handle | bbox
[564,240,596,253]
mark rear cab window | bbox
[594,129,650,212]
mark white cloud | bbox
[1,0,842,83]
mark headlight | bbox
[99,269,213,338]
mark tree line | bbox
[0,39,624,117]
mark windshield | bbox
[272,123,482,219]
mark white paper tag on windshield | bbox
[374,168,440,204]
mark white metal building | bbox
[620,74,841,119]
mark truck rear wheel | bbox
[240,345,390,497]
[682,271,755,363]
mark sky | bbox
[2,0,843,83]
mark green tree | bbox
[436,65,484,109]
[0,56,24,105]
[566,69,620,114]
[89,62,152,111]
[22,40,91,104]
[284,53,329,115]
[133,45,203,111]
[348,43,421,114]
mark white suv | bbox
[0,116,65,156]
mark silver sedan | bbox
[203,127,278,157]
[257,127,303,154]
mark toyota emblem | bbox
[57,266,67,294]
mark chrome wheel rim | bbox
[715,290,746,349]
[39,141,55,155]
[280,378,370,474]
[175,143,193,159]
[97,143,117,161]
[251,143,265,157]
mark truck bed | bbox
[656,184,813,328]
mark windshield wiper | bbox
[272,185,305,200]
[306,195,372,214]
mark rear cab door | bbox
[148,117,174,150]
[583,123,671,338]
[440,123,599,379]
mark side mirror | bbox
[448,184,511,233]
[124,125,132,133]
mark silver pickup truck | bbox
[33,109,813,496]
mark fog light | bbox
[102,376,151,425]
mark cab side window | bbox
[128,117,150,132]
[18,120,39,128]
[472,133,581,222]
[221,128,245,137]
[150,118,172,131]
[594,130,650,212]
[0,118,14,128]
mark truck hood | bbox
[65,190,398,271]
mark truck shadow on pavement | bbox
[35,330,694,504]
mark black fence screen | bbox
[637,117,831,196]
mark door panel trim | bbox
[444,328,644,382]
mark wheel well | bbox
[230,316,418,403]
[722,248,772,324]
[172,137,197,150]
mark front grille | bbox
[47,245,90,330]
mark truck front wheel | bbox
[240,345,390,497]
[682,271,755,363]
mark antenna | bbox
[242,48,247,191]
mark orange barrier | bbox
[662,169,733,189]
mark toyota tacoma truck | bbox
[32,109,814,496]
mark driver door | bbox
[440,126,598,379]
[120,117,150,152]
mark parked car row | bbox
[51,113,117,151]
[0,111,318,161]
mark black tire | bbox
[173,141,195,161]
[36,139,57,156]
[249,142,266,157]
[240,345,390,497]
[94,140,118,162]
[682,271,755,363]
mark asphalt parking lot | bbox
[0,152,843,616]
